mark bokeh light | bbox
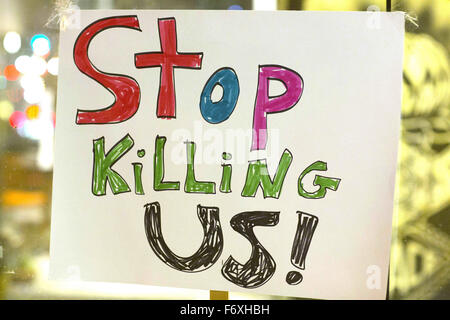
[0,75,7,89]
[15,55,31,74]
[28,55,47,76]
[9,110,27,128]
[3,31,21,54]
[17,118,54,140]
[51,111,56,128]
[22,74,46,104]
[20,74,45,91]
[16,55,48,76]
[31,34,50,56]
[3,64,21,81]
[25,105,40,120]
[47,57,59,75]
[0,100,14,120]
[24,87,45,104]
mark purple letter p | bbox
[251,65,303,150]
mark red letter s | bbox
[74,16,141,124]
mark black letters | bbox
[144,202,223,272]
[221,211,279,288]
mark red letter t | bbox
[135,18,203,118]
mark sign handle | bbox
[210,290,229,300]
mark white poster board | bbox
[50,10,404,300]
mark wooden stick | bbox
[210,290,229,300]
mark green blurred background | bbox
[0,0,448,299]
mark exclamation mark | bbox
[286,211,319,285]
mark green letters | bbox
[241,149,292,198]
[184,141,215,193]
[154,136,180,191]
[92,135,134,196]
[298,161,340,199]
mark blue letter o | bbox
[200,68,239,124]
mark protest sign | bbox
[50,10,404,299]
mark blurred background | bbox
[0,0,448,300]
